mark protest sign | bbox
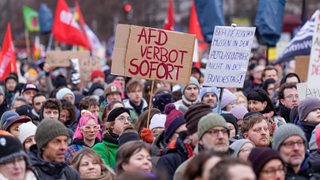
[46,50,90,67]
[295,56,309,82]
[203,26,256,87]
[112,24,195,84]
[79,55,101,83]
[297,82,320,100]
[307,11,320,88]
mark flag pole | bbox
[146,79,155,128]
[24,29,31,60]
[47,33,53,51]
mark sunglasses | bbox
[81,125,100,131]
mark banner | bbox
[22,6,40,31]
[52,0,90,49]
[112,24,195,84]
[38,3,53,34]
[203,26,256,88]
[275,9,319,64]
[307,10,320,88]
[0,23,17,81]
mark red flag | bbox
[164,0,174,30]
[74,1,92,50]
[0,23,17,81]
[189,1,207,51]
[52,0,90,49]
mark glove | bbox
[140,128,154,143]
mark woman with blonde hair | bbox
[72,148,115,180]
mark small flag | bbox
[164,0,174,30]
[22,5,40,32]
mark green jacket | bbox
[93,140,118,167]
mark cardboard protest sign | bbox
[79,56,101,83]
[297,82,320,100]
[307,11,320,88]
[46,51,90,67]
[203,26,256,88]
[112,24,195,84]
[295,56,309,82]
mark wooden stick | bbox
[24,29,31,60]
[146,79,155,128]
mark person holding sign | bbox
[174,77,201,112]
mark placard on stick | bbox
[203,26,256,88]
[46,51,90,67]
[297,82,320,100]
[295,56,309,82]
[112,24,195,84]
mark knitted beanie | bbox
[118,131,141,147]
[197,113,228,139]
[0,135,29,164]
[220,89,237,109]
[221,113,238,135]
[248,147,284,178]
[230,139,255,158]
[104,83,122,98]
[152,93,173,113]
[107,107,130,122]
[18,121,37,144]
[184,103,212,135]
[230,104,248,120]
[90,69,105,81]
[180,77,201,94]
[272,123,307,151]
[35,119,69,149]
[298,97,320,121]
[56,87,75,100]
[164,104,185,143]
[149,114,166,130]
[199,87,219,101]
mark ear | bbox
[279,99,285,105]
[122,163,129,171]
[243,132,248,138]
[262,101,268,108]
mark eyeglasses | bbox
[81,125,100,131]
[284,94,299,100]
[206,128,228,136]
[261,166,286,176]
[281,140,305,148]
[116,116,134,123]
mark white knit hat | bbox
[56,87,75,101]
[18,121,37,144]
[149,114,166,130]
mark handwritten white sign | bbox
[297,82,320,100]
[203,26,256,87]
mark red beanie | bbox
[90,70,105,81]
[163,103,185,143]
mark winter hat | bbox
[272,123,307,151]
[152,93,173,113]
[298,97,320,121]
[3,115,31,131]
[118,131,141,147]
[0,111,20,129]
[315,126,320,148]
[220,89,237,109]
[184,103,212,135]
[230,104,248,120]
[5,73,18,83]
[197,113,229,139]
[149,114,166,130]
[104,83,122,98]
[0,86,3,95]
[0,135,29,164]
[107,107,130,122]
[248,147,284,178]
[90,69,105,81]
[230,139,255,158]
[199,87,219,101]
[15,105,33,117]
[35,119,69,149]
[56,87,75,100]
[221,113,238,135]
[18,121,37,144]
[164,104,185,143]
[20,83,39,94]
[37,71,46,81]
[180,77,201,94]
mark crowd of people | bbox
[1,56,320,180]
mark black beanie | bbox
[107,107,130,122]
[184,103,212,135]
[221,113,238,135]
[0,135,28,164]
